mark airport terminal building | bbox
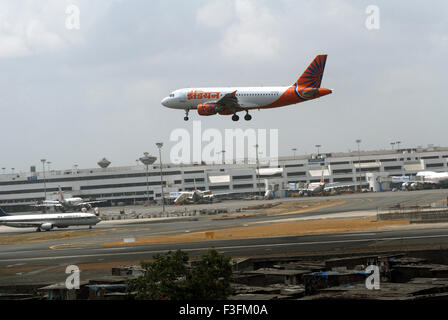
[1,146,447,211]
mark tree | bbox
[185,249,234,300]
[127,250,189,300]
[127,249,234,300]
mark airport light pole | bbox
[156,142,165,214]
[221,150,226,165]
[390,142,395,151]
[2,167,5,174]
[41,159,47,200]
[356,139,362,191]
[315,144,321,157]
[292,148,297,159]
[134,159,139,205]
[255,144,262,196]
[396,141,403,176]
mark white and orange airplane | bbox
[34,186,105,212]
[161,55,332,121]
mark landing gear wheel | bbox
[232,114,239,121]
[36,228,41,232]
[184,116,189,121]
[184,109,190,121]
[244,114,252,121]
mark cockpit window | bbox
[169,93,175,97]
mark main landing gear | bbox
[232,111,252,121]
[184,109,189,121]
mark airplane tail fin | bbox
[58,185,65,202]
[0,208,10,216]
[296,54,327,88]
[320,168,325,184]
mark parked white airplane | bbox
[298,172,326,195]
[295,169,353,196]
[34,186,105,212]
[161,55,332,121]
[0,208,101,232]
[416,171,448,184]
[171,189,214,205]
[402,171,448,190]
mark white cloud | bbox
[212,0,281,61]
[2,0,448,171]
[196,0,233,28]
[0,35,29,58]
[0,1,87,58]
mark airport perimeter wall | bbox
[377,208,448,223]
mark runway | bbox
[2,227,448,286]
[1,189,448,285]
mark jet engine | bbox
[197,103,218,116]
[40,223,53,231]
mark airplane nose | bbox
[161,97,169,107]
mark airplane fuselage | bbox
[162,86,331,110]
[0,212,101,230]
[44,197,83,206]
[416,171,448,184]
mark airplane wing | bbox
[207,91,259,113]
[215,91,249,113]
[323,183,352,192]
[217,91,238,108]
[174,192,192,205]
[79,200,107,205]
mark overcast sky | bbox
[1,0,447,173]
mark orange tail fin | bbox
[296,54,327,88]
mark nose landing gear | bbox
[184,109,189,121]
